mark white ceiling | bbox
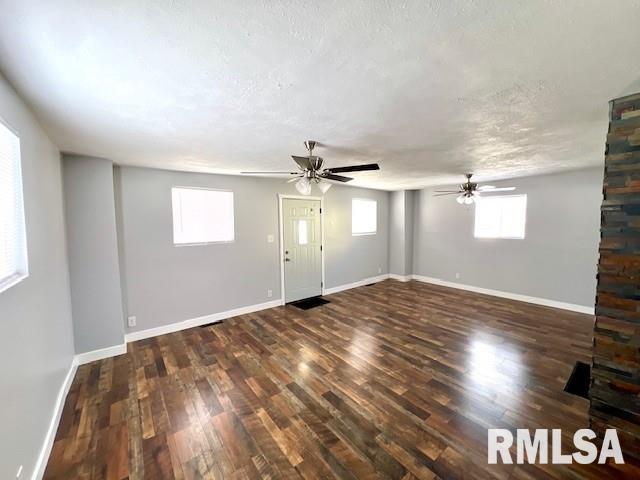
[1,1,639,190]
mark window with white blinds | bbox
[0,120,28,292]
[474,194,527,239]
[171,187,234,245]
[352,198,377,235]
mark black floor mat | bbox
[564,361,590,399]
[290,296,330,310]
[199,320,223,328]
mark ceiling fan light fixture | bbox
[295,176,311,195]
[463,195,474,205]
[318,181,332,194]
[456,195,465,204]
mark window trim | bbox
[473,194,527,240]
[171,186,235,246]
[0,116,28,293]
[0,272,28,294]
[351,197,377,236]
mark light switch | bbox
[267,234,275,243]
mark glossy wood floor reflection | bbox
[44,280,639,479]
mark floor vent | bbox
[290,297,330,310]
[564,361,590,399]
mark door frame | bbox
[278,194,325,305]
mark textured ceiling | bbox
[1,1,639,190]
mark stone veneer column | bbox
[591,92,640,459]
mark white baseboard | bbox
[411,274,594,314]
[32,357,78,480]
[389,273,412,282]
[32,280,386,478]
[323,274,390,295]
[32,272,592,479]
[75,343,127,365]
[33,343,128,478]
[125,299,283,343]
[125,275,396,343]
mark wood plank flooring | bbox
[44,280,640,479]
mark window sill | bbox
[0,272,28,294]
[474,236,525,240]
[174,240,235,247]
[352,232,377,236]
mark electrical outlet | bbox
[267,289,273,298]
[455,272,460,279]
[267,234,275,243]
[16,465,23,478]
[127,316,137,327]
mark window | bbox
[474,194,527,239]
[298,220,308,245]
[0,120,28,292]
[171,187,234,245]
[352,198,377,235]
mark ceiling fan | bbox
[241,140,380,195]
[434,173,516,205]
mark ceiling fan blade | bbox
[434,190,462,193]
[479,187,516,192]
[241,171,299,174]
[287,176,302,183]
[321,173,353,182]
[433,192,461,196]
[291,155,312,170]
[325,163,380,173]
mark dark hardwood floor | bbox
[44,280,639,479]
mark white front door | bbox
[282,198,322,303]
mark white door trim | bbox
[278,194,325,305]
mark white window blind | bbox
[0,120,28,292]
[352,198,377,235]
[474,194,527,239]
[172,187,234,245]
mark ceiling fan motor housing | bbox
[304,140,317,153]
[240,139,380,191]
[309,156,323,172]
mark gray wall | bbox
[116,166,389,334]
[389,190,415,276]
[63,155,125,353]
[0,75,75,478]
[404,190,414,275]
[389,191,407,275]
[413,168,603,307]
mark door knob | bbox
[285,258,291,262]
